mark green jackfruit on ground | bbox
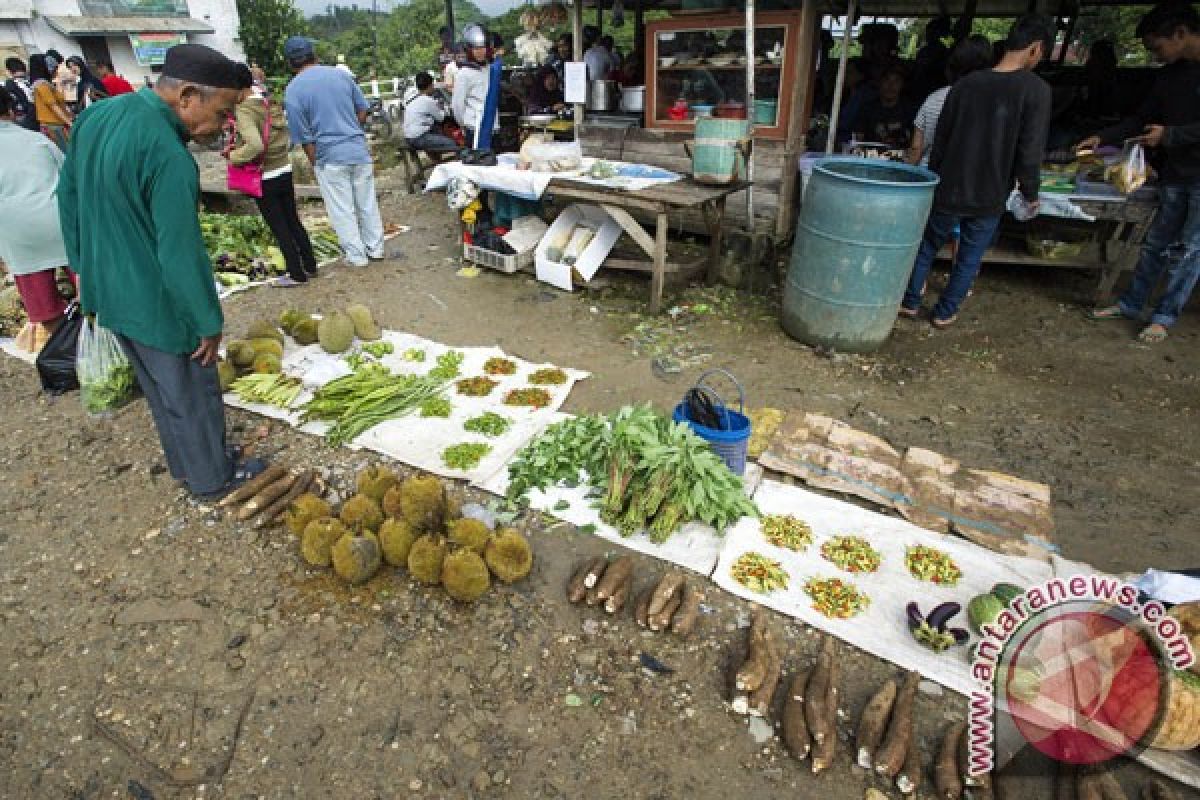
[217,360,237,392]
[285,493,332,537]
[250,338,284,359]
[279,309,305,335]
[291,317,319,346]
[226,340,255,367]
[407,534,447,584]
[345,304,381,340]
[442,548,490,602]
[356,465,399,503]
[331,531,382,585]
[317,310,356,354]
[387,475,446,532]
[252,353,282,374]
[339,493,384,532]
[247,319,284,344]
[301,518,347,566]
[485,528,533,583]
[447,517,490,554]
[379,517,417,566]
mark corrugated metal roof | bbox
[43,15,215,35]
[0,0,34,21]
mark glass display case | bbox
[644,11,803,141]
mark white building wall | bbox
[185,0,244,61]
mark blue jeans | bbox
[1117,182,1200,328]
[314,163,385,265]
[903,209,1002,319]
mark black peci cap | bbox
[162,43,243,89]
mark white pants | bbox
[314,163,385,265]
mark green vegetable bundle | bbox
[506,404,758,541]
[201,212,341,277]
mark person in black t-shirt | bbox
[1080,3,1200,343]
[900,15,1054,328]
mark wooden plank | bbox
[651,212,669,313]
[777,0,819,240]
[602,204,657,257]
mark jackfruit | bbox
[247,319,284,344]
[279,308,305,335]
[250,338,284,359]
[252,353,282,374]
[407,534,447,585]
[379,517,417,567]
[301,518,347,566]
[441,548,491,602]
[227,340,256,367]
[485,528,533,584]
[317,310,356,353]
[331,531,382,585]
[285,493,332,537]
[387,475,446,533]
[356,465,399,503]
[217,360,237,392]
[345,304,381,341]
[291,317,319,346]
[339,493,384,532]
[447,517,490,554]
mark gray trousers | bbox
[118,335,232,494]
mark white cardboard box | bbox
[534,204,622,292]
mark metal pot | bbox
[619,85,645,113]
[587,80,620,112]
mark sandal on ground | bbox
[1087,305,1124,321]
[193,458,268,502]
[1137,323,1168,343]
[931,314,958,329]
[897,306,920,319]
[273,275,306,288]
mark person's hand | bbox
[1026,199,1041,216]
[191,334,222,367]
[1134,124,1165,148]
[1075,135,1101,152]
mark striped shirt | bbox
[913,86,950,167]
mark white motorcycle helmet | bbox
[462,23,489,49]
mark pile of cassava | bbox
[565,557,704,636]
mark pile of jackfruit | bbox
[218,319,288,391]
[287,466,534,601]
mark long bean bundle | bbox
[300,354,459,446]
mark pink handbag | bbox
[225,99,272,198]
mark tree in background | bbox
[237,0,309,76]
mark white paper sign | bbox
[564,61,587,104]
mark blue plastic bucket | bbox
[672,368,752,475]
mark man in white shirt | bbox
[583,26,611,80]
[404,71,457,152]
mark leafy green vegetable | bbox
[419,396,452,418]
[464,412,512,437]
[299,363,451,446]
[81,364,136,414]
[428,350,464,381]
[362,340,395,358]
[442,442,491,470]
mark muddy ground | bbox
[1,176,1197,799]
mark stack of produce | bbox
[506,404,758,542]
[564,557,704,635]
[292,467,533,598]
[730,612,786,720]
[218,465,325,528]
[202,212,340,286]
[776,634,844,775]
[219,319,289,394]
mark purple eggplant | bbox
[907,601,969,653]
[926,601,962,631]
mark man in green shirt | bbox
[58,44,263,498]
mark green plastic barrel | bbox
[782,158,938,353]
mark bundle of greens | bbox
[230,373,304,409]
[506,405,758,541]
[300,357,456,446]
[201,212,340,280]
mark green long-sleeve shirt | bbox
[58,88,222,354]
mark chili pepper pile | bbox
[529,367,568,385]
[456,376,498,396]
[761,514,814,551]
[504,388,553,408]
[904,545,963,586]
[731,552,790,593]
[483,357,517,375]
[820,535,882,573]
[805,577,871,619]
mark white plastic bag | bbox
[1108,141,1147,194]
[1006,189,1040,222]
[519,137,583,173]
[76,317,136,415]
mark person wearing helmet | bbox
[451,23,495,148]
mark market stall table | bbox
[546,176,750,313]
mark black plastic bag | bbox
[35,301,82,394]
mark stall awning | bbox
[43,16,215,36]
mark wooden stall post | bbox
[776,0,820,239]
[825,0,857,155]
[745,0,756,231]
[573,0,585,128]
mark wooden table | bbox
[547,177,750,313]
[937,195,1158,305]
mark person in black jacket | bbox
[1080,2,1200,343]
[900,15,1054,327]
[3,57,39,131]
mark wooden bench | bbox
[399,144,456,194]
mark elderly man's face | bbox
[178,85,242,139]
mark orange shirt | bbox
[33,80,70,125]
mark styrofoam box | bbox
[534,204,622,292]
